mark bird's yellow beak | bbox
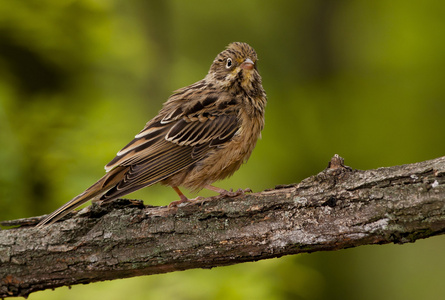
[240,58,254,70]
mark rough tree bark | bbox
[1,155,445,298]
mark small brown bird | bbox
[37,42,267,227]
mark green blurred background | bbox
[1,1,444,299]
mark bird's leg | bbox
[205,185,252,197]
[168,186,205,207]
[168,186,189,207]
[168,186,206,207]
[168,185,252,208]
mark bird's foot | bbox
[168,195,204,208]
[205,185,252,197]
[168,193,188,208]
[220,188,252,197]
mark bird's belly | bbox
[163,117,262,191]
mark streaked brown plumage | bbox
[37,42,266,227]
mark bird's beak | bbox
[240,58,255,70]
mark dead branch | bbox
[1,155,444,298]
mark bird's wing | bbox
[100,94,240,199]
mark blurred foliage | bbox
[0,0,444,299]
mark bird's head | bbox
[207,42,262,94]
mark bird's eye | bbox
[226,58,232,69]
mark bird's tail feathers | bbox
[36,167,127,228]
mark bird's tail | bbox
[36,167,127,228]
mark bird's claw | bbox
[220,188,252,197]
[168,196,204,208]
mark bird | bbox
[37,42,267,227]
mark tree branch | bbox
[1,155,445,298]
